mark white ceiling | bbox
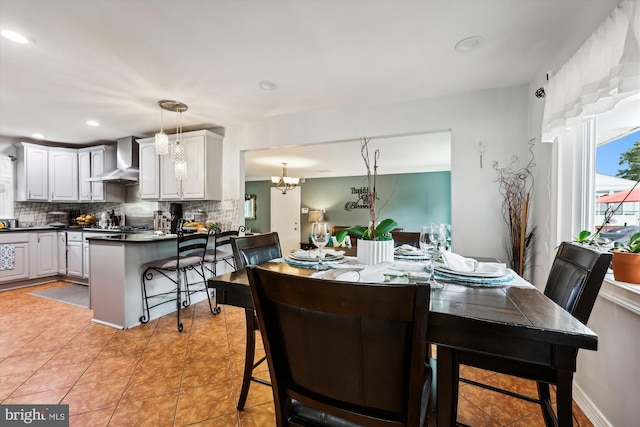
[0,0,622,177]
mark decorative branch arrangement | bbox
[336,137,397,243]
[361,137,380,239]
[493,138,536,275]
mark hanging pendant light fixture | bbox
[154,106,169,155]
[156,100,188,181]
[271,162,301,194]
[173,102,187,181]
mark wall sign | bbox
[344,186,378,211]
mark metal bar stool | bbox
[203,227,240,314]
[140,228,211,331]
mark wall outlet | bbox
[301,207,309,214]
[21,214,35,222]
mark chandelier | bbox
[271,162,301,194]
[155,100,188,181]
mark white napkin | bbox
[394,244,424,255]
[441,251,477,272]
[293,248,344,259]
[333,262,396,283]
[440,251,507,273]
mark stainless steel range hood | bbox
[87,136,139,183]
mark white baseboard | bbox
[573,383,612,427]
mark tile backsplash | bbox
[158,199,241,231]
[13,198,241,230]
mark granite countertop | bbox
[86,233,177,243]
[0,226,150,234]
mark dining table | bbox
[207,254,599,427]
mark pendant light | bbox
[154,106,169,155]
[156,100,188,181]
[172,102,187,181]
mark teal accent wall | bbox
[246,172,451,240]
[244,181,271,234]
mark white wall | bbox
[223,85,531,263]
[575,284,640,427]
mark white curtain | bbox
[542,0,640,141]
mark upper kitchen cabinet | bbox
[137,130,223,201]
[78,145,123,202]
[48,147,79,201]
[138,140,160,199]
[16,142,48,201]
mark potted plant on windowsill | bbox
[611,232,640,284]
[336,137,398,265]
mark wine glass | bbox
[420,224,443,289]
[311,222,331,270]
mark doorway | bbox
[270,186,301,254]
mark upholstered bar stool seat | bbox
[145,254,204,270]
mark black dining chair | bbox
[453,241,612,427]
[230,232,282,410]
[246,265,433,427]
[392,231,421,247]
[140,227,211,332]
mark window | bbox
[592,97,640,243]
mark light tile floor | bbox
[0,281,593,426]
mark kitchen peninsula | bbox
[88,233,224,329]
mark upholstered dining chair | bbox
[246,265,433,427]
[454,241,612,427]
[230,232,282,410]
[140,228,211,332]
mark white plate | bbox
[289,249,344,261]
[289,253,344,262]
[435,266,509,278]
[284,257,349,268]
[394,254,430,261]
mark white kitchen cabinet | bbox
[159,150,180,199]
[49,148,78,201]
[83,242,89,279]
[16,143,48,201]
[29,231,58,278]
[0,233,29,283]
[58,232,67,274]
[67,232,83,277]
[78,150,92,201]
[137,130,223,201]
[78,145,122,202]
[138,140,160,199]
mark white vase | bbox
[357,239,395,265]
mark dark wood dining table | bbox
[207,261,598,427]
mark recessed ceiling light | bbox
[86,120,100,127]
[454,36,485,53]
[32,133,45,139]
[258,80,278,91]
[1,30,29,44]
